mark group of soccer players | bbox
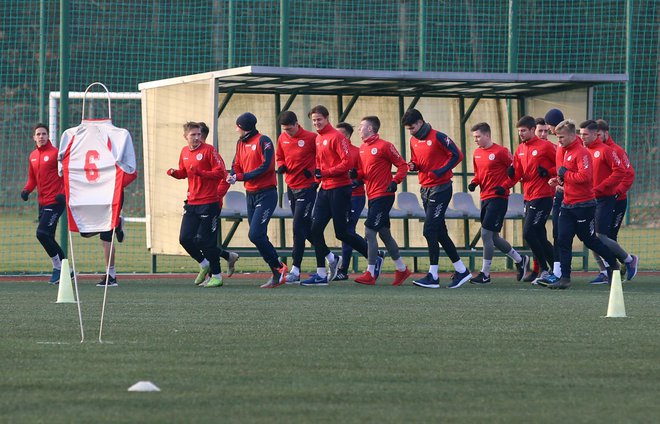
[25,105,638,289]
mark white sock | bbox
[481,259,492,276]
[367,265,375,276]
[553,262,562,278]
[326,252,336,264]
[452,260,467,273]
[199,258,210,269]
[212,273,221,279]
[508,249,523,263]
[51,255,62,270]
[429,265,439,279]
[624,255,632,263]
[109,266,116,278]
[317,267,327,278]
[291,266,300,276]
[394,258,406,272]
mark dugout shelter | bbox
[138,66,626,268]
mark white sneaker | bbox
[285,272,300,284]
[226,251,239,277]
[532,270,551,286]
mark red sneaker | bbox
[354,271,376,285]
[261,263,288,288]
[392,267,412,286]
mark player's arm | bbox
[192,148,225,181]
[543,143,557,177]
[167,154,187,179]
[468,155,480,192]
[616,153,635,196]
[595,149,626,196]
[23,158,37,194]
[322,136,351,177]
[430,132,462,178]
[240,136,273,181]
[122,169,138,188]
[275,136,287,174]
[509,146,522,182]
[388,143,408,184]
[562,152,592,185]
[500,149,516,190]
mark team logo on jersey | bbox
[43,155,50,161]
[488,153,495,160]
[427,140,432,146]
[323,139,328,146]
[594,151,601,158]
[567,155,572,161]
[532,150,538,156]
[371,148,378,155]
[196,153,203,160]
[251,145,257,151]
[298,140,305,147]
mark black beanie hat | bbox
[544,108,565,126]
[236,112,257,131]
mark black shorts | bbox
[364,195,395,231]
[480,197,508,232]
[595,195,616,234]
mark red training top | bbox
[276,126,317,190]
[556,138,594,206]
[232,133,277,192]
[409,128,463,188]
[170,143,226,205]
[585,138,626,198]
[603,136,635,200]
[23,141,64,206]
[347,143,365,197]
[357,134,408,200]
[315,124,352,190]
[216,154,230,208]
[511,136,557,201]
[471,143,515,201]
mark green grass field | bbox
[1,274,658,423]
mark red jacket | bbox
[357,134,408,200]
[170,143,226,205]
[603,136,635,199]
[556,138,594,206]
[276,126,317,190]
[315,124,352,190]
[409,128,463,188]
[511,136,557,201]
[471,143,515,200]
[585,139,627,198]
[23,141,64,206]
[232,133,277,192]
[348,143,365,197]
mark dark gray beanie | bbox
[544,109,565,126]
[236,112,257,131]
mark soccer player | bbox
[21,123,67,284]
[300,105,368,286]
[334,122,369,281]
[352,116,411,286]
[199,122,240,278]
[591,119,636,282]
[275,111,317,283]
[579,120,638,282]
[467,122,529,285]
[227,113,288,288]
[508,116,556,283]
[167,121,226,288]
[538,120,619,289]
[534,118,550,141]
[544,108,567,279]
[402,108,472,289]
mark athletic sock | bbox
[51,255,62,270]
[367,265,375,276]
[452,260,467,273]
[199,258,210,269]
[429,265,439,279]
[316,267,327,279]
[394,258,406,272]
[553,262,562,278]
[508,249,523,263]
[325,252,336,264]
[624,255,632,263]
[212,273,221,279]
[481,259,492,276]
[291,266,300,276]
[108,266,116,278]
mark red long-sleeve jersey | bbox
[585,139,626,198]
[170,143,226,205]
[409,128,463,188]
[357,135,408,200]
[315,124,352,190]
[556,138,594,206]
[232,133,277,192]
[348,143,365,197]
[603,136,635,200]
[471,143,515,200]
[511,136,557,200]
[216,154,230,208]
[23,141,64,206]
[276,126,317,190]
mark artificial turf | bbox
[1,275,658,423]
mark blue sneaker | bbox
[374,251,385,279]
[536,273,559,288]
[625,255,639,281]
[412,273,440,289]
[328,255,340,281]
[448,269,472,289]
[589,272,608,285]
[48,268,61,285]
[301,274,329,286]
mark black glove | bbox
[276,165,287,174]
[537,165,549,178]
[314,168,322,179]
[350,179,362,189]
[494,186,506,196]
[55,194,66,205]
[20,190,29,201]
[386,181,397,193]
[557,166,567,178]
[303,169,312,178]
[310,181,319,190]
[468,182,477,192]
[348,168,358,179]
[506,165,515,178]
